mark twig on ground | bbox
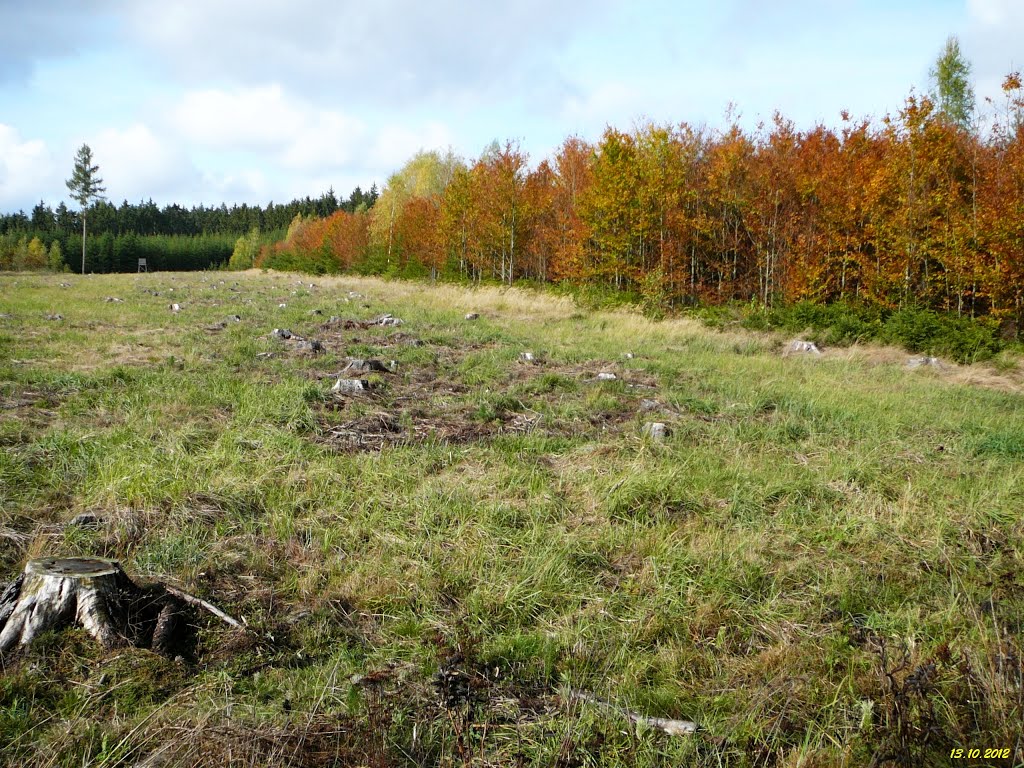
[568,689,698,736]
[163,585,245,630]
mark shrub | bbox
[880,309,1001,363]
[696,301,1004,364]
[879,308,943,352]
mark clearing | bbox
[0,271,1021,767]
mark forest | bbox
[257,72,1024,339]
[0,186,378,273]
[5,43,1024,340]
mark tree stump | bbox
[332,378,371,393]
[907,355,944,369]
[343,358,394,373]
[642,422,669,441]
[784,339,821,356]
[0,557,187,658]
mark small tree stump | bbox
[0,557,187,657]
[294,339,325,354]
[784,339,821,356]
[642,422,669,441]
[907,355,944,369]
[332,378,371,393]
[343,358,393,373]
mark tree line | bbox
[0,186,378,273]
[256,68,1024,331]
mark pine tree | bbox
[65,144,106,274]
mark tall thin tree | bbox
[66,144,106,275]
[930,36,975,131]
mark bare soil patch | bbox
[312,346,654,452]
[0,386,64,443]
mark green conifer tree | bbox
[65,144,106,274]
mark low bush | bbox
[700,300,1007,363]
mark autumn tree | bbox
[229,227,261,270]
[468,141,533,284]
[369,149,463,269]
[395,197,443,277]
[700,123,754,299]
[322,210,370,271]
[438,166,475,279]
[980,73,1024,325]
[580,128,642,288]
[633,124,690,305]
[250,61,1024,332]
[545,137,594,282]
[522,160,557,283]
[24,236,47,270]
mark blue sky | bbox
[1,0,1021,213]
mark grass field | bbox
[1,271,1022,767]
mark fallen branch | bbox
[568,689,698,736]
[163,585,244,630]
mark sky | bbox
[0,0,1021,214]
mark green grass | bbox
[0,271,1022,767]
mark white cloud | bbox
[967,0,1020,25]
[199,169,271,204]
[170,82,453,175]
[369,122,454,169]
[964,0,1024,86]
[172,85,368,170]
[560,82,650,130]
[123,0,611,108]
[281,111,367,171]
[89,123,197,202]
[173,84,306,150]
[11,0,1012,215]
[0,124,57,209]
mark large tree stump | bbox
[0,557,187,658]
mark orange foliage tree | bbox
[266,73,1024,327]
